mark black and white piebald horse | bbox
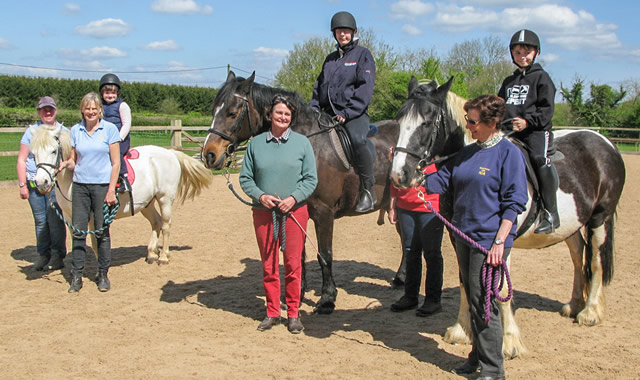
[390,77,626,358]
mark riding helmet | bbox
[99,73,121,90]
[509,29,540,52]
[331,11,357,31]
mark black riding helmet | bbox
[331,11,357,32]
[509,29,540,69]
[99,73,121,90]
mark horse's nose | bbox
[204,151,216,169]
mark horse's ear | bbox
[408,76,418,96]
[236,71,256,97]
[225,71,236,83]
[435,76,454,105]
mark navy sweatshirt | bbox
[425,138,527,250]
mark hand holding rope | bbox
[414,186,513,325]
[49,192,120,237]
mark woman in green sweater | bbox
[239,94,318,334]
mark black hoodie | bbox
[498,63,555,133]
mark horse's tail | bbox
[171,150,214,204]
[585,214,615,286]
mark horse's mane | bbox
[218,75,311,131]
[445,91,474,144]
[30,124,72,160]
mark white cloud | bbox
[402,24,422,35]
[58,46,127,60]
[64,3,80,14]
[63,59,111,71]
[499,5,622,51]
[0,37,11,49]
[390,0,434,21]
[461,0,548,7]
[74,18,132,38]
[432,5,498,32]
[253,47,289,60]
[151,0,213,15]
[142,40,181,51]
[539,53,559,65]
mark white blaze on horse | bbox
[390,77,626,358]
[30,124,214,264]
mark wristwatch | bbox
[19,183,26,188]
[494,238,504,245]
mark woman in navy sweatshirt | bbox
[425,95,527,380]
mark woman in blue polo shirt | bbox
[60,92,120,293]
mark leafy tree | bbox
[560,78,626,129]
[272,37,334,101]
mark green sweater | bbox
[239,131,318,209]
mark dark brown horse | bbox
[202,71,400,313]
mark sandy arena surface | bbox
[0,155,638,379]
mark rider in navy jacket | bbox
[310,38,375,122]
[310,11,377,213]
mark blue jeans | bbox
[397,208,445,302]
[71,183,111,276]
[27,187,67,259]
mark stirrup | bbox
[535,210,557,234]
[355,188,375,213]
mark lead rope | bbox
[414,186,513,325]
[222,158,328,266]
[272,211,287,252]
[49,192,119,237]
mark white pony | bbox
[30,124,214,264]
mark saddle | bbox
[121,148,140,216]
[328,123,378,170]
[123,149,139,185]
[509,138,563,237]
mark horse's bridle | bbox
[206,94,255,155]
[394,106,450,172]
[35,134,63,190]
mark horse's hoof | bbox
[561,303,574,318]
[158,258,169,265]
[576,307,602,326]
[444,324,472,345]
[146,256,157,264]
[314,302,335,315]
[391,277,405,289]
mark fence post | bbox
[170,119,183,150]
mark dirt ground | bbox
[1,155,638,380]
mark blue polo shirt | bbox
[70,119,120,184]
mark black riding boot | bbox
[535,163,560,234]
[354,143,376,213]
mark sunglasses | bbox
[464,114,481,125]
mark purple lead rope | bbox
[415,187,513,325]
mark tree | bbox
[272,37,334,101]
[560,78,626,129]
[443,35,512,98]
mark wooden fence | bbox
[2,122,640,157]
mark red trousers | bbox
[252,205,308,318]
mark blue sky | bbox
[0,0,638,96]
